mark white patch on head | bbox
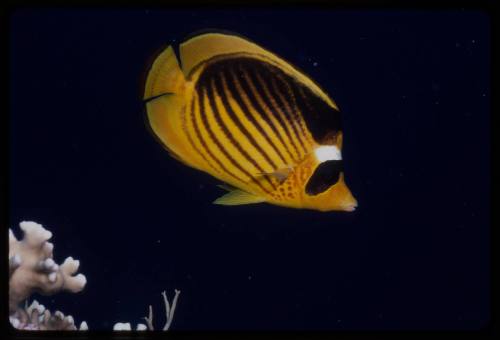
[314,145,342,163]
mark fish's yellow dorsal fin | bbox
[144,46,185,100]
[213,188,266,206]
[179,32,337,109]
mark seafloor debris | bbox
[9,221,88,330]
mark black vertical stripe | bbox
[259,68,309,155]
[202,78,274,193]
[270,73,310,152]
[204,75,276,192]
[297,86,313,111]
[195,89,248,185]
[234,62,297,163]
[226,64,289,166]
[275,72,310,144]
[217,70,278,170]
[291,82,342,144]
[185,96,218,173]
[244,64,302,161]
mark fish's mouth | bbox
[342,198,358,212]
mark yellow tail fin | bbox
[144,46,199,168]
[144,46,185,100]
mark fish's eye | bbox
[305,160,343,196]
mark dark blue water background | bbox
[9,9,490,330]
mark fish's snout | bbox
[342,199,358,212]
[341,192,358,212]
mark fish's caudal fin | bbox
[144,46,185,100]
[213,189,266,206]
[144,46,200,168]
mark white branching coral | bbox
[9,300,88,330]
[9,220,182,331]
[9,221,87,330]
[113,289,181,331]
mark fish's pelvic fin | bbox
[217,183,238,192]
[213,189,266,206]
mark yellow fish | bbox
[143,31,357,212]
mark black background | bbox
[8,9,490,330]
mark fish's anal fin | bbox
[213,189,266,206]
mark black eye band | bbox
[305,160,343,196]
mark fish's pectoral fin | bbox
[255,166,293,184]
[213,189,266,206]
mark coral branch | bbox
[143,305,154,330]
[115,289,181,331]
[9,221,88,330]
[9,299,89,330]
[9,220,182,331]
[163,289,181,331]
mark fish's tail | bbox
[143,45,185,100]
[144,45,196,166]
